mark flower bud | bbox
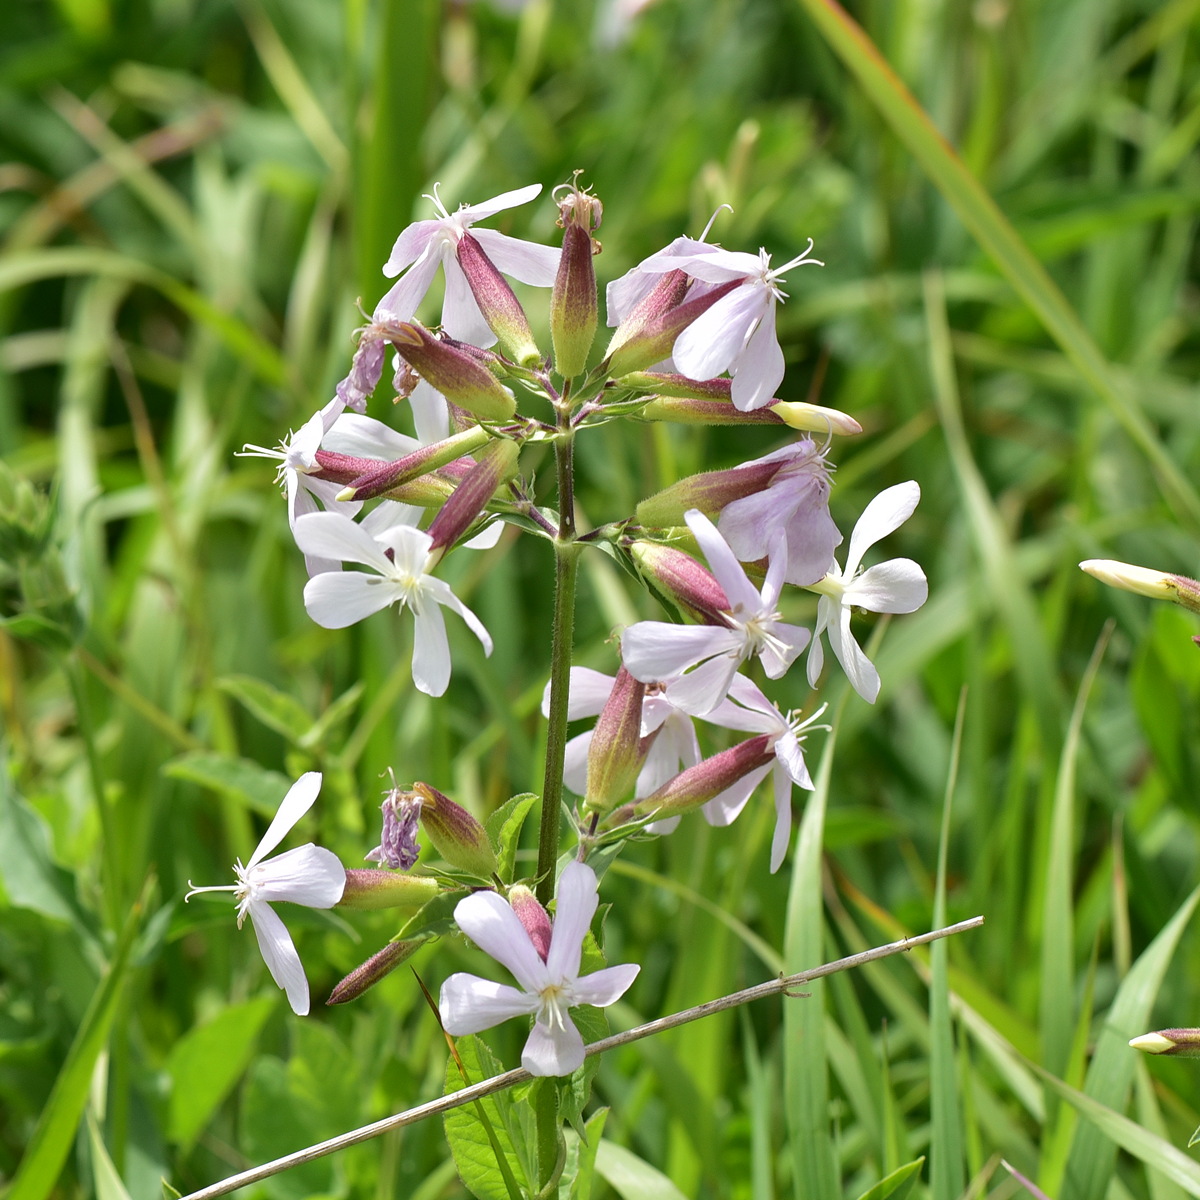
[389,321,517,423]
[634,388,862,436]
[629,541,729,623]
[635,736,774,818]
[327,937,428,1005]
[550,178,602,379]
[635,456,791,528]
[0,463,53,562]
[604,276,740,377]
[456,233,543,367]
[426,438,519,556]
[1080,559,1200,615]
[338,869,440,912]
[508,885,552,961]
[585,667,650,812]
[413,782,498,879]
[1129,1029,1200,1058]
[333,426,493,502]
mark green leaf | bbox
[216,674,314,743]
[86,1112,133,1200]
[854,1158,926,1200]
[0,777,90,926]
[7,883,145,1200]
[559,1108,608,1200]
[165,994,275,1150]
[486,793,538,884]
[396,889,462,941]
[162,752,293,818]
[443,1035,530,1200]
[593,1140,690,1200]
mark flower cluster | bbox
[197,178,929,1076]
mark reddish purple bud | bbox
[457,233,543,367]
[604,276,740,377]
[390,321,517,422]
[508,885,553,962]
[426,438,519,556]
[628,541,729,624]
[413,782,498,879]
[585,666,650,812]
[327,937,428,1004]
[550,177,602,378]
[333,426,492,502]
[636,736,774,817]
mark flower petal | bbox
[440,973,539,1034]
[663,653,741,716]
[441,259,496,346]
[671,287,762,382]
[684,510,762,613]
[323,414,418,460]
[376,243,442,319]
[522,1014,585,1077]
[701,762,772,827]
[769,764,793,873]
[409,379,450,444]
[453,890,549,994]
[246,900,310,1015]
[729,303,784,411]
[562,730,593,794]
[303,571,402,629]
[383,219,441,277]
[844,482,920,577]
[249,772,322,867]
[849,559,928,614]
[421,576,494,656]
[571,962,640,1008]
[472,228,562,287]
[293,511,395,573]
[545,862,599,982]
[410,602,452,697]
[458,182,544,223]
[827,608,880,703]
[252,844,346,908]
[621,621,739,684]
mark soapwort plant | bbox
[184,175,946,1199]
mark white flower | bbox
[699,676,822,871]
[604,235,719,328]
[621,509,810,715]
[375,183,560,347]
[439,862,640,1076]
[654,241,823,410]
[293,510,493,697]
[184,772,345,1015]
[806,481,928,703]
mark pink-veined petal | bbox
[440,973,539,1034]
[730,303,784,411]
[523,1015,585,1076]
[844,482,920,577]
[293,511,395,573]
[621,621,739,683]
[453,890,549,994]
[472,228,562,286]
[769,764,793,873]
[324,414,419,460]
[246,900,309,1015]
[458,182,544,223]
[248,772,322,867]
[571,962,640,1008]
[671,287,762,381]
[684,510,762,612]
[303,571,402,629]
[545,862,599,981]
[410,602,452,697]
[383,220,441,277]
[441,259,496,346]
[251,844,345,908]
[656,246,761,282]
[701,762,773,827]
[375,244,442,319]
[849,559,928,614]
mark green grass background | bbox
[3,0,1200,1197]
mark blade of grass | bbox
[8,880,148,1200]
[930,689,967,1200]
[795,0,1200,532]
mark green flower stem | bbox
[535,405,579,906]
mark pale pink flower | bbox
[440,862,639,1076]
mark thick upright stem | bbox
[536,411,578,905]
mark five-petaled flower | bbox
[805,481,928,703]
[293,509,493,697]
[621,509,810,715]
[375,183,560,347]
[439,862,640,1076]
[185,772,346,1015]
